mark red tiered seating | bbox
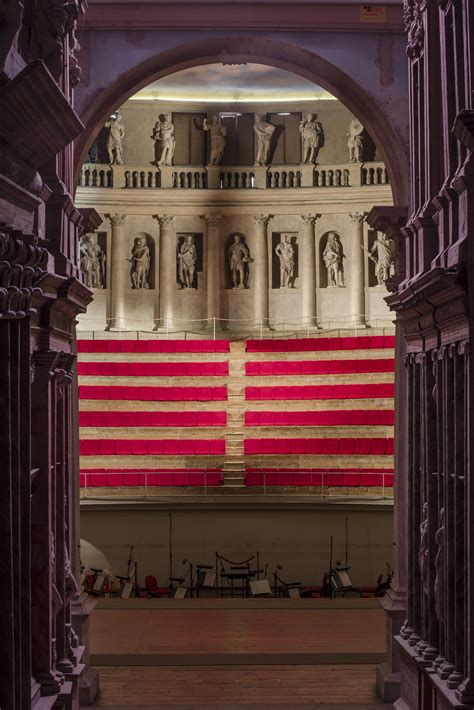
[78,361,229,377]
[79,468,223,487]
[244,468,394,487]
[80,411,227,428]
[245,335,395,352]
[244,358,394,377]
[77,339,230,353]
[244,409,394,427]
[244,384,394,401]
[79,385,227,401]
[80,439,226,456]
[244,438,394,456]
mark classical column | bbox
[154,215,175,329]
[105,213,126,330]
[348,212,366,326]
[300,214,319,327]
[253,214,273,327]
[203,213,222,328]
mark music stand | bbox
[249,579,272,597]
[173,586,188,599]
[195,565,216,598]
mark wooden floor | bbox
[87,601,389,708]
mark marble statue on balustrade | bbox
[152,114,176,166]
[228,234,252,289]
[253,114,275,166]
[347,119,364,163]
[299,113,323,165]
[323,232,345,287]
[199,114,227,165]
[80,233,105,289]
[129,236,151,289]
[178,235,198,289]
[105,112,125,165]
[275,234,295,288]
[370,233,395,285]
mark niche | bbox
[271,232,299,289]
[319,232,346,288]
[129,232,155,289]
[225,233,252,289]
[176,233,203,289]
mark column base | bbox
[105,322,126,331]
[79,666,100,706]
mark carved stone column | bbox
[105,214,126,330]
[203,213,222,328]
[348,212,366,326]
[154,215,175,330]
[300,214,319,327]
[253,214,273,328]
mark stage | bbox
[86,598,389,708]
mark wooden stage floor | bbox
[86,599,390,708]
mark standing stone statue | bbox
[370,233,395,285]
[129,236,150,289]
[152,113,176,166]
[178,235,197,288]
[275,234,295,288]
[201,114,227,165]
[105,112,125,165]
[299,113,323,164]
[323,232,344,287]
[347,119,364,163]
[253,114,275,166]
[80,233,105,289]
[228,234,252,289]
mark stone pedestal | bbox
[154,215,175,330]
[203,213,222,328]
[253,214,273,327]
[206,166,221,189]
[348,212,366,326]
[105,213,127,330]
[299,164,315,187]
[300,214,319,327]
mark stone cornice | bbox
[80,2,404,32]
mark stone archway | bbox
[74,36,408,205]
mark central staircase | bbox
[222,341,246,489]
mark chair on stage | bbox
[144,575,171,598]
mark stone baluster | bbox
[300,214,320,328]
[105,214,127,330]
[253,214,273,328]
[202,213,222,329]
[348,212,366,326]
[154,215,175,330]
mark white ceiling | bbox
[132,63,335,103]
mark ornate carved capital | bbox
[0,225,48,319]
[106,213,126,228]
[301,214,320,227]
[348,212,366,225]
[153,215,174,229]
[202,213,222,227]
[254,214,273,229]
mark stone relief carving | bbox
[419,502,429,596]
[178,235,198,289]
[370,233,395,286]
[202,114,227,166]
[129,235,151,289]
[152,113,175,166]
[106,112,125,165]
[434,507,445,621]
[323,232,345,287]
[228,234,252,289]
[253,114,275,166]
[299,113,323,165]
[403,0,427,59]
[80,233,105,289]
[275,234,295,288]
[347,119,364,163]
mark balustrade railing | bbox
[78,161,389,191]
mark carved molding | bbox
[153,214,174,229]
[403,0,427,59]
[0,224,48,319]
[254,214,273,229]
[201,213,222,227]
[106,213,126,228]
[348,212,366,224]
[301,213,320,227]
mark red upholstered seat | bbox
[172,472,188,486]
[179,440,194,455]
[295,472,312,485]
[371,439,388,455]
[371,336,386,348]
[311,472,323,485]
[344,473,361,487]
[360,473,379,487]
[210,440,225,455]
[115,440,131,455]
[206,471,222,486]
[155,473,173,486]
[213,387,227,401]
[213,412,226,426]
[181,412,197,427]
[327,473,345,486]
[90,472,107,487]
[354,439,372,455]
[338,439,355,455]
[80,440,100,455]
[122,472,141,486]
[98,440,115,455]
[130,440,147,455]
[77,340,92,353]
[386,439,395,455]
[188,472,205,486]
[162,440,179,455]
[245,440,259,454]
[107,472,123,486]
[147,440,163,455]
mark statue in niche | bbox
[196,114,227,165]
[228,234,252,289]
[299,113,323,165]
[275,234,295,288]
[80,233,105,289]
[178,235,197,288]
[253,114,275,166]
[323,232,344,287]
[434,507,445,621]
[151,113,176,166]
[419,502,429,596]
[370,233,395,286]
[129,236,151,289]
[105,112,125,165]
[347,119,364,163]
